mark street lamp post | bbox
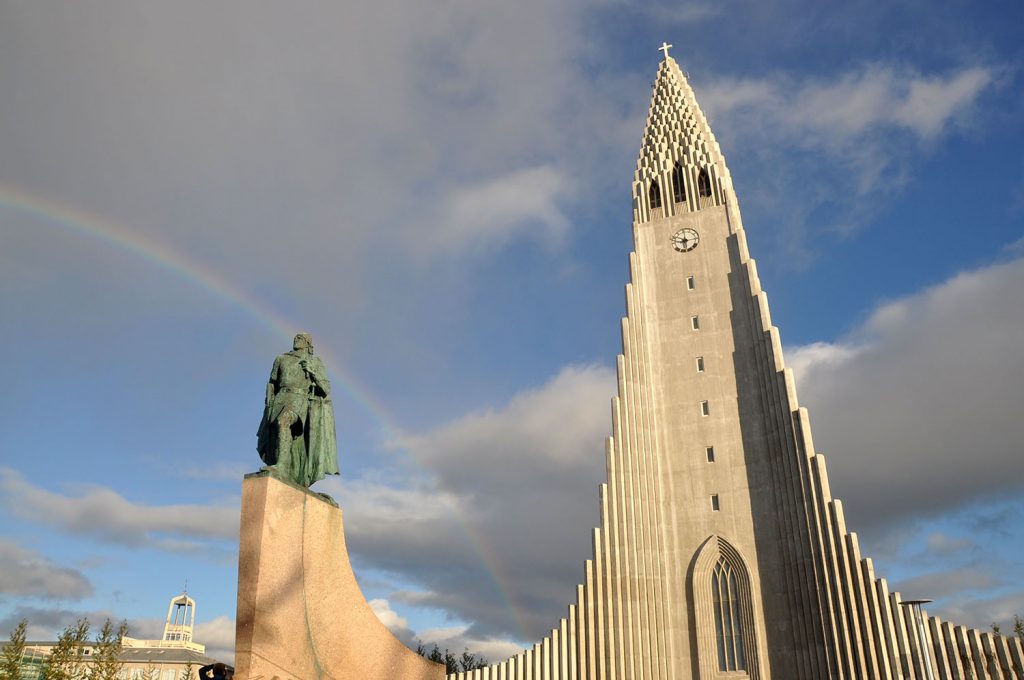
[900,599,936,680]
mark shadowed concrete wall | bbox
[234,473,445,680]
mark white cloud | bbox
[937,590,1024,633]
[0,468,238,551]
[327,364,613,644]
[369,598,410,636]
[788,255,1024,529]
[895,567,1003,601]
[402,363,614,479]
[923,532,975,557]
[124,614,235,664]
[0,540,94,600]
[703,64,993,147]
[415,623,524,665]
[370,595,525,663]
[431,166,573,256]
[194,615,236,665]
[695,62,997,257]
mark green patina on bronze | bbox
[257,332,339,488]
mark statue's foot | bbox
[315,492,339,508]
[260,465,285,479]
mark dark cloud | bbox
[0,605,121,642]
[0,469,238,550]
[335,257,1024,647]
[0,541,94,600]
[328,364,613,641]
[789,256,1024,531]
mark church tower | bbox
[162,591,196,644]
[442,48,1024,680]
[625,47,827,678]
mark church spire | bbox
[633,50,732,224]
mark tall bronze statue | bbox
[257,333,339,487]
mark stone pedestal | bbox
[234,472,445,680]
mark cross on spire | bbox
[659,42,673,60]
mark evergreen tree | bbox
[40,619,89,680]
[1014,614,1024,639]
[90,620,128,680]
[414,642,487,673]
[0,619,28,680]
[459,648,488,672]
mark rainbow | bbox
[0,183,533,642]
[0,183,398,436]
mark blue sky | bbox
[1,0,1022,664]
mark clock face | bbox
[672,228,700,252]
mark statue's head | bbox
[293,332,313,352]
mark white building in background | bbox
[7,592,227,680]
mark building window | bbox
[649,179,662,210]
[691,315,700,330]
[711,494,720,511]
[672,162,686,203]
[696,356,705,372]
[706,446,715,462]
[698,167,713,197]
[712,557,747,671]
[701,400,710,416]
[687,276,696,290]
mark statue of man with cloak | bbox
[257,332,339,488]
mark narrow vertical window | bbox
[649,179,662,210]
[706,446,715,462]
[712,558,747,670]
[701,400,710,416]
[687,276,696,290]
[711,494,720,511]
[672,162,686,203]
[691,315,700,330]
[696,356,705,372]
[698,167,712,197]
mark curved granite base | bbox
[234,473,445,680]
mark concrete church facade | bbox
[450,53,1024,680]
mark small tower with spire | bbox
[162,590,196,644]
